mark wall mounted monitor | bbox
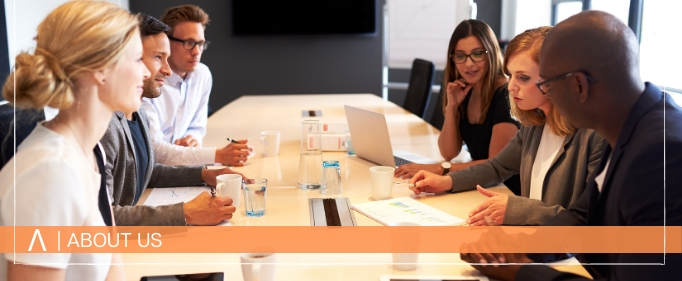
[232,0,377,35]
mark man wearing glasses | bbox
[142,4,251,164]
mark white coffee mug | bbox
[216,174,242,208]
[240,253,277,281]
[261,131,281,157]
[369,166,395,200]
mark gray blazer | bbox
[101,110,203,226]
[448,125,604,225]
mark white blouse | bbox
[0,124,111,280]
[529,124,566,200]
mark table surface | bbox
[127,94,591,280]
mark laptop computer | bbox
[344,105,437,167]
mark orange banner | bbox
[0,226,680,253]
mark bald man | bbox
[460,10,682,281]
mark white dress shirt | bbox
[152,137,216,165]
[142,62,212,147]
[529,124,566,200]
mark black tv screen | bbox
[232,0,377,35]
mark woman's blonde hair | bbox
[503,26,574,136]
[442,20,506,124]
[2,0,139,110]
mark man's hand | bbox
[215,139,252,166]
[183,192,236,225]
[467,185,509,225]
[395,163,442,179]
[175,135,199,147]
[460,216,533,280]
[201,167,246,186]
[460,252,530,281]
[408,170,453,194]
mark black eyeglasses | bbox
[536,71,597,94]
[168,36,210,51]
[449,50,488,64]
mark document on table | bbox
[143,186,211,206]
[143,186,231,226]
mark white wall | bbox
[500,0,551,41]
[387,0,475,69]
[4,0,129,68]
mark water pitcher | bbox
[297,120,322,189]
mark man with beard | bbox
[99,14,243,226]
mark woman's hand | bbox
[408,170,453,194]
[445,79,473,110]
[395,163,442,179]
[467,185,509,225]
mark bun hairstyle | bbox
[2,0,139,110]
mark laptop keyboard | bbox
[394,156,412,166]
[309,198,357,226]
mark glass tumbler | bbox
[321,160,342,195]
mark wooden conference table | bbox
[124,94,591,280]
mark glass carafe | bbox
[297,120,322,189]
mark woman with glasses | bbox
[0,1,149,280]
[409,26,604,226]
[396,20,521,194]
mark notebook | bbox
[351,197,466,226]
[344,105,437,167]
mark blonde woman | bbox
[0,1,149,280]
[409,27,604,226]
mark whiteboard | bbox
[386,0,474,69]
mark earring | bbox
[101,79,106,83]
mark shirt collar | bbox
[166,69,193,86]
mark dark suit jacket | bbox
[516,83,682,280]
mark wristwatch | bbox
[441,162,451,175]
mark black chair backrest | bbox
[0,103,45,168]
[402,58,435,117]
[422,88,445,129]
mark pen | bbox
[226,137,239,144]
[395,182,416,190]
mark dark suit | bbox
[516,82,682,280]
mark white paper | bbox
[143,186,232,226]
[143,186,211,206]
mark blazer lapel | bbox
[136,109,155,187]
[520,126,543,197]
[115,111,137,164]
[587,142,611,225]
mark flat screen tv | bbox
[232,0,377,35]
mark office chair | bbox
[422,88,445,128]
[402,58,435,117]
[0,103,45,168]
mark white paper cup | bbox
[216,174,242,208]
[369,166,395,200]
[261,131,281,157]
[390,221,421,271]
[240,253,276,281]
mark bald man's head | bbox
[539,10,643,129]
